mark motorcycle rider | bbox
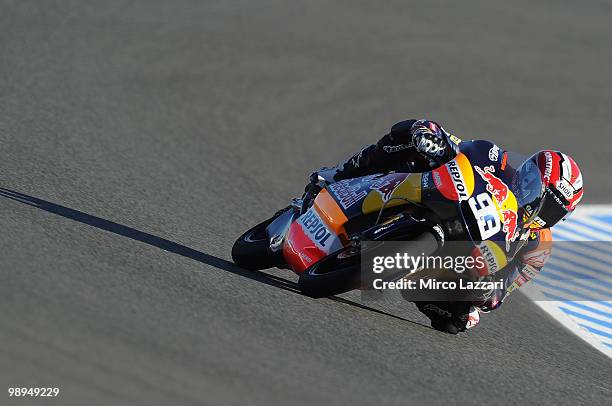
[314,119,584,333]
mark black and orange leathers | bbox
[325,119,552,311]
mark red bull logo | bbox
[372,176,403,201]
[501,209,517,244]
[475,165,518,245]
[475,165,508,203]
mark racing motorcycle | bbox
[232,141,543,298]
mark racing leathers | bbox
[316,119,553,332]
[317,119,460,182]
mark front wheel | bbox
[232,214,284,271]
[297,246,362,298]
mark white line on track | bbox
[526,204,612,358]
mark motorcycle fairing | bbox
[282,190,346,273]
[326,173,423,219]
[281,140,528,275]
[457,141,525,255]
[431,152,475,202]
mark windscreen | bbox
[507,152,545,224]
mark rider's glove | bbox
[313,166,340,185]
[414,301,471,334]
[411,120,450,165]
[302,168,336,213]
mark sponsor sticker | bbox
[298,209,333,249]
[432,170,443,188]
[530,216,547,229]
[544,151,553,182]
[421,172,431,188]
[488,145,500,161]
[556,179,573,200]
[328,181,367,210]
[372,176,404,201]
[383,143,412,153]
[447,160,469,201]
[449,134,462,145]
[474,241,501,275]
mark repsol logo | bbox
[476,242,499,274]
[447,160,468,200]
[299,209,332,247]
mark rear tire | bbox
[298,231,440,298]
[298,247,361,298]
[232,215,283,271]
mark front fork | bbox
[266,202,301,253]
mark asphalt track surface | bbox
[1,1,611,405]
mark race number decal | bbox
[468,193,501,240]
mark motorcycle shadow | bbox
[0,187,431,330]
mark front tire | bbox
[232,216,281,270]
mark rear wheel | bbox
[297,246,361,298]
[298,231,440,298]
[232,213,285,270]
